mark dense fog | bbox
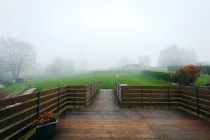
[0,0,210,82]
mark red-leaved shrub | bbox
[175,65,201,85]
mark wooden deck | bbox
[52,89,210,140]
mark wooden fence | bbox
[0,81,99,140]
[179,86,210,119]
[114,82,210,119]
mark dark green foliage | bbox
[142,70,176,82]
[199,66,210,74]
[167,65,183,71]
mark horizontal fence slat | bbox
[121,89,179,94]
[0,106,37,130]
[180,91,196,97]
[0,114,37,139]
[0,99,37,118]
[8,121,35,140]
[66,102,86,106]
[40,97,58,111]
[67,94,86,97]
[179,98,210,112]
[66,89,85,93]
[39,98,68,114]
[40,92,67,112]
[40,92,58,102]
[0,93,38,108]
[40,102,58,114]
[181,90,210,100]
[180,103,210,118]
[86,94,94,103]
[40,88,58,96]
[65,86,86,89]
[180,91,210,100]
[60,86,66,91]
[122,98,179,103]
[180,94,196,102]
[59,102,67,112]
[121,102,179,106]
[121,93,179,98]
[43,97,68,114]
[67,98,85,101]
[180,102,198,112]
[121,86,179,89]
[180,94,210,106]
[199,89,210,96]
[121,98,179,102]
[181,86,196,93]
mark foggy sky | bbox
[0,0,209,69]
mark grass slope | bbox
[195,74,210,86]
[4,71,169,93]
[32,72,169,91]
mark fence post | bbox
[168,86,170,109]
[119,85,121,107]
[90,83,92,98]
[85,86,87,108]
[141,89,144,108]
[37,91,40,118]
[117,83,119,102]
[117,83,120,105]
[97,81,98,93]
[74,87,76,108]
[196,87,199,118]
[58,87,60,115]
[115,82,116,94]
[94,82,96,96]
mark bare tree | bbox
[67,59,74,72]
[47,57,64,76]
[0,37,36,80]
[158,45,198,66]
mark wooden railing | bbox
[86,81,99,107]
[114,82,210,120]
[114,82,121,106]
[5,83,30,99]
[179,86,210,119]
[0,81,99,140]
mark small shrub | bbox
[175,65,201,85]
[36,112,57,126]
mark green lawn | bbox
[5,72,209,94]
[33,72,169,91]
[195,74,210,86]
[5,71,169,93]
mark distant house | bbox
[121,64,141,71]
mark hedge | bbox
[142,70,176,82]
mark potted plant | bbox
[33,112,58,140]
